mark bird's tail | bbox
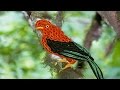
[60,50,104,79]
[87,59,104,79]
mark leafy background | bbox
[0,11,119,79]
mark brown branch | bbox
[97,11,120,57]
[97,11,120,39]
[84,13,102,50]
[21,11,40,38]
[57,68,83,79]
[30,11,52,19]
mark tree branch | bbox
[84,13,102,50]
[55,11,64,27]
[97,11,120,39]
[97,11,120,57]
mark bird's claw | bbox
[59,63,73,73]
[54,58,69,66]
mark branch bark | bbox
[97,11,120,38]
[84,13,102,50]
[97,11,120,57]
[55,11,64,27]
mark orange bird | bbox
[35,19,104,79]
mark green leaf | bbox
[109,41,120,66]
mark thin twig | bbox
[55,11,64,27]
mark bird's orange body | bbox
[35,19,76,64]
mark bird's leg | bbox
[54,58,76,72]
[59,60,76,72]
[55,58,69,65]
[58,58,69,63]
[59,63,73,72]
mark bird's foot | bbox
[59,63,73,72]
[54,58,76,72]
[55,58,69,66]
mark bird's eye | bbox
[46,25,49,28]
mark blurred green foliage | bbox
[0,12,51,78]
[0,11,120,79]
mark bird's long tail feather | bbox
[60,50,104,79]
[87,60,104,79]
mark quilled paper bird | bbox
[35,19,104,79]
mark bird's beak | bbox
[36,26,44,30]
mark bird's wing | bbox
[46,39,92,59]
[46,39,104,79]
